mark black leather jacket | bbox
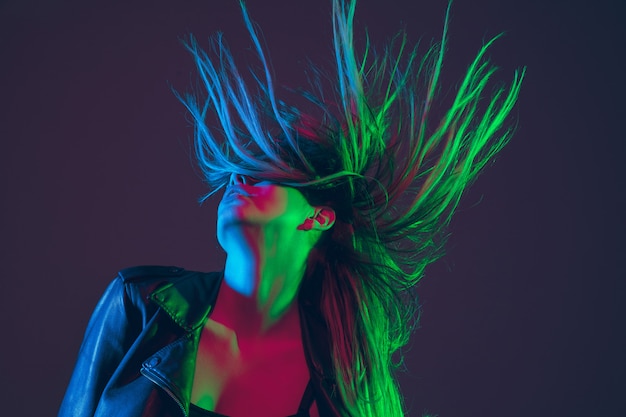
[58,266,346,417]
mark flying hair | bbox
[177,0,525,415]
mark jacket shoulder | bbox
[115,266,223,316]
[115,265,223,331]
[117,265,187,283]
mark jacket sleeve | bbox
[58,276,137,417]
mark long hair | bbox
[178,1,525,415]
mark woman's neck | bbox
[213,224,311,340]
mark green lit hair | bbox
[179,0,524,415]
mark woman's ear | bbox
[312,206,336,231]
[298,207,336,231]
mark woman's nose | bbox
[229,173,253,185]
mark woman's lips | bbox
[224,186,255,199]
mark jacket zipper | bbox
[141,367,188,417]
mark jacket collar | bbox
[149,271,224,332]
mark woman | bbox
[59,0,524,416]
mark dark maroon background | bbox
[1,0,624,416]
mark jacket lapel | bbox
[149,271,224,331]
[141,271,224,415]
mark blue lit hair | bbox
[178,1,524,415]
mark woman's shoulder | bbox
[108,266,224,328]
[117,265,189,282]
[112,265,222,299]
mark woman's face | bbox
[217,174,316,240]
